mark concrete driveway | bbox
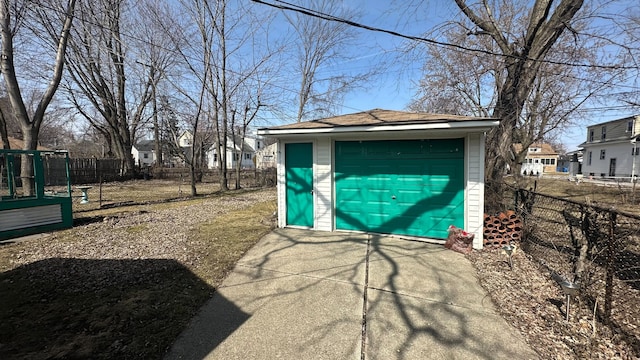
[166,228,538,360]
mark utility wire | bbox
[253,0,639,71]
[10,0,640,120]
[14,0,381,117]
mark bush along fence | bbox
[510,187,640,351]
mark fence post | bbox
[604,211,617,324]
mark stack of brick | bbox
[483,210,523,247]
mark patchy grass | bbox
[0,186,276,360]
[191,200,277,284]
[72,179,221,213]
[125,224,148,234]
[512,176,640,214]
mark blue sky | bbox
[257,0,639,152]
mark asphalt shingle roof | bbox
[263,109,497,130]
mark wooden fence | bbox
[151,167,276,188]
[69,158,124,184]
[44,158,276,187]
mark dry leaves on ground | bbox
[468,247,638,360]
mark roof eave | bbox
[257,120,500,137]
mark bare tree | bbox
[441,0,588,210]
[0,0,76,194]
[283,0,370,122]
[229,90,262,190]
[411,3,618,179]
[134,0,178,167]
[0,95,18,148]
[408,29,498,117]
[166,0,278,193]
[64,0,168,176]
[0,105,9,149]
[617,8,640,109]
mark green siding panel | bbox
[335,139,464,239]
[285,143,314,227]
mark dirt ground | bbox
[2,179,639,359]
[0,184,277,359]
[468,246,639,359]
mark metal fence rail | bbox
[511,187,640,348]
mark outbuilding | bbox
[257,109,499,249]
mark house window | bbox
[244,153,252,160]
[588,151,592,165]
[143,153,149,159]
[602,126,606,140]
[233,153,240,161]
[600,149,606,159]
[589,130,594,142]
[551,159,555,165]
[628,121,634,133]
[534,159,539,163]
[213,153,218,162]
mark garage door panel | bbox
[335,139,464,239]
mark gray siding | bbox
[587,116,640,143]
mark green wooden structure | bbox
[0,149,73,240]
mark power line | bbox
[9,0,640,124]
[16,0,378,119]
[253,0,639,71]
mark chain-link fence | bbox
[508,186,640,349]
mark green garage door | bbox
[286,142,314,227]
[335,139,464,239]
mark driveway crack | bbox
[360,234,371,360]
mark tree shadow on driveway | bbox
[171,228,537,359]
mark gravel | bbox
[4,189,277,279]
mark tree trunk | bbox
[0,108,9,149]
[219,139,228,191]
[190,161,197,196]
[20,128,38,195]
[453,0,585,212]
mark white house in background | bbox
[178,131,193,147]
[513,143,559,175]
[207,136,256,170]
[255,142,277,169]
[245,131,266,153]
[565,149,583,176]
[580,115,640,179]
[132,140,156,166]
